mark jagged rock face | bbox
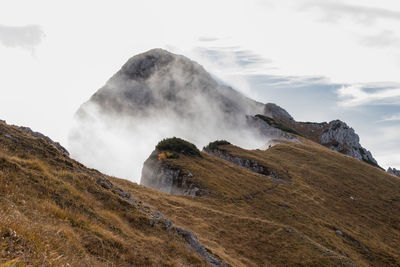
[320,120,378,167]
[141,150,204,196]
[387,167,400,177]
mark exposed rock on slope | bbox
[263,103,294,123]
[2,121,69,156]
[141,137,206,196]
[263,106,379,168]
[203,140,281,178]
[319,120,378,167]
[388,167,400,177]
[141,150,205,196]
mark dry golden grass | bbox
[0,122,204,266]
[1,119,400,266]
[112,138,400,266]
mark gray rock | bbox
[263,103,294,123]
[18,126,69,156]
[149,211,225,266]
[336,230,344,237]
[4,134,13,139]
[320,120,378,167]
[246,115,299,142]
[140,150,206,196]
[387,167,400,177]
[203,145,280,178]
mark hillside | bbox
[1,118,400,265]
[134,137,400,266]
[0,121,223,266]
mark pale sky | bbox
[1,0,399,169]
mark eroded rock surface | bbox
[203,145,280,178]
[141,150,204,196]
[319,120,378,167]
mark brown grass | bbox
[1,120,400,266]
[112,138,400,266]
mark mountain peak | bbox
[120,48,176,80]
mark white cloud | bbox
[381,113,400,122]
[0,24,44,51]
[337,84,400,107]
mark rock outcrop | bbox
[263,103,294,124]
[141,150,204,196]
[319,120,378,167]
[0,120,69,156]
[260,106,380,168]
[387,167,400,177]
[246,115,299,142]
[203,142,280,178]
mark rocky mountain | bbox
[70,48,379,181]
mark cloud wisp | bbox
[0,24,44,51]
[380,113,400,122]
[337,83,400,107]
[301,1,400,25]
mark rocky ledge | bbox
[319,120,378,167]
[203,141,281,178]
[140,150,205,196]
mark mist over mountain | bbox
[69,48,378,182]
[69,49,294,181]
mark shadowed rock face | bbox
[141,150,205,196]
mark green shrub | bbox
[204,140,231,151]
[156,137,201,157]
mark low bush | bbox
[204,140,231,151]
[156,137,201,157]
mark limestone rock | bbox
[263,103,294,123]
[140,150,204,196]
[319,120,378,167]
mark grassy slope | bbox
[0,122,203,266]
[1,119,400,266]
[112,138,400,266]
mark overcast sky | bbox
[1,0,399,169]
